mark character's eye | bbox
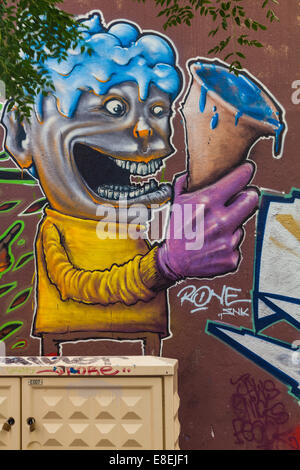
[104,99,126,116]
[150,105,165,117]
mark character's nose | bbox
[133,118,153,139]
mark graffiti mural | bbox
[0,10,268,357]
[253,189,300,332]
[207,189,300,400]
[0,0,298,451]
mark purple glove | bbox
[156,162,259,281]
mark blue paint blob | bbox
[195,62,285,156]
[213,106,217,112]
[210,113,219,130]
[199,85,207,113]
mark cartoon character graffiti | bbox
[1,11,261,356]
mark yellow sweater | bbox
[32,208,169,337]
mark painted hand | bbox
[156,162,259,281]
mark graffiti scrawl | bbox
[230,372,298,450]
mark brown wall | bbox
[1,0,300,450]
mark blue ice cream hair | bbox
[108,22,140,46]
[77,12,104,34]
[34,12,182,119]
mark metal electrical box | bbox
[0,356,180,450]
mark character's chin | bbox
[73,142,172,206]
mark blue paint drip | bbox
[235,111,243,126]
[195,62,285,156]
[269,119,285,155]
[199,85,207,113]
[27,164,38,180]
[210,113,219,130]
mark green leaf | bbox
[13,252,34,271]
[224,52,234,61]
[0,321,23,341]
[6,287,32,313]
[245,18,251,28]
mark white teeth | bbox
[110,157,163,175]
[97,179,159,200]
[130,162,137,173]
[150,161,156,173]
[115,159,124,168]
[137,163,147,176]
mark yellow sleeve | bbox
[42,222,163,306]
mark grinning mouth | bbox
[73,143,171,204]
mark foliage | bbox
[0,0,280,121]
[0,0,90,120]
[133,0,280,72]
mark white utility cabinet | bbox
[0,356,180,450]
